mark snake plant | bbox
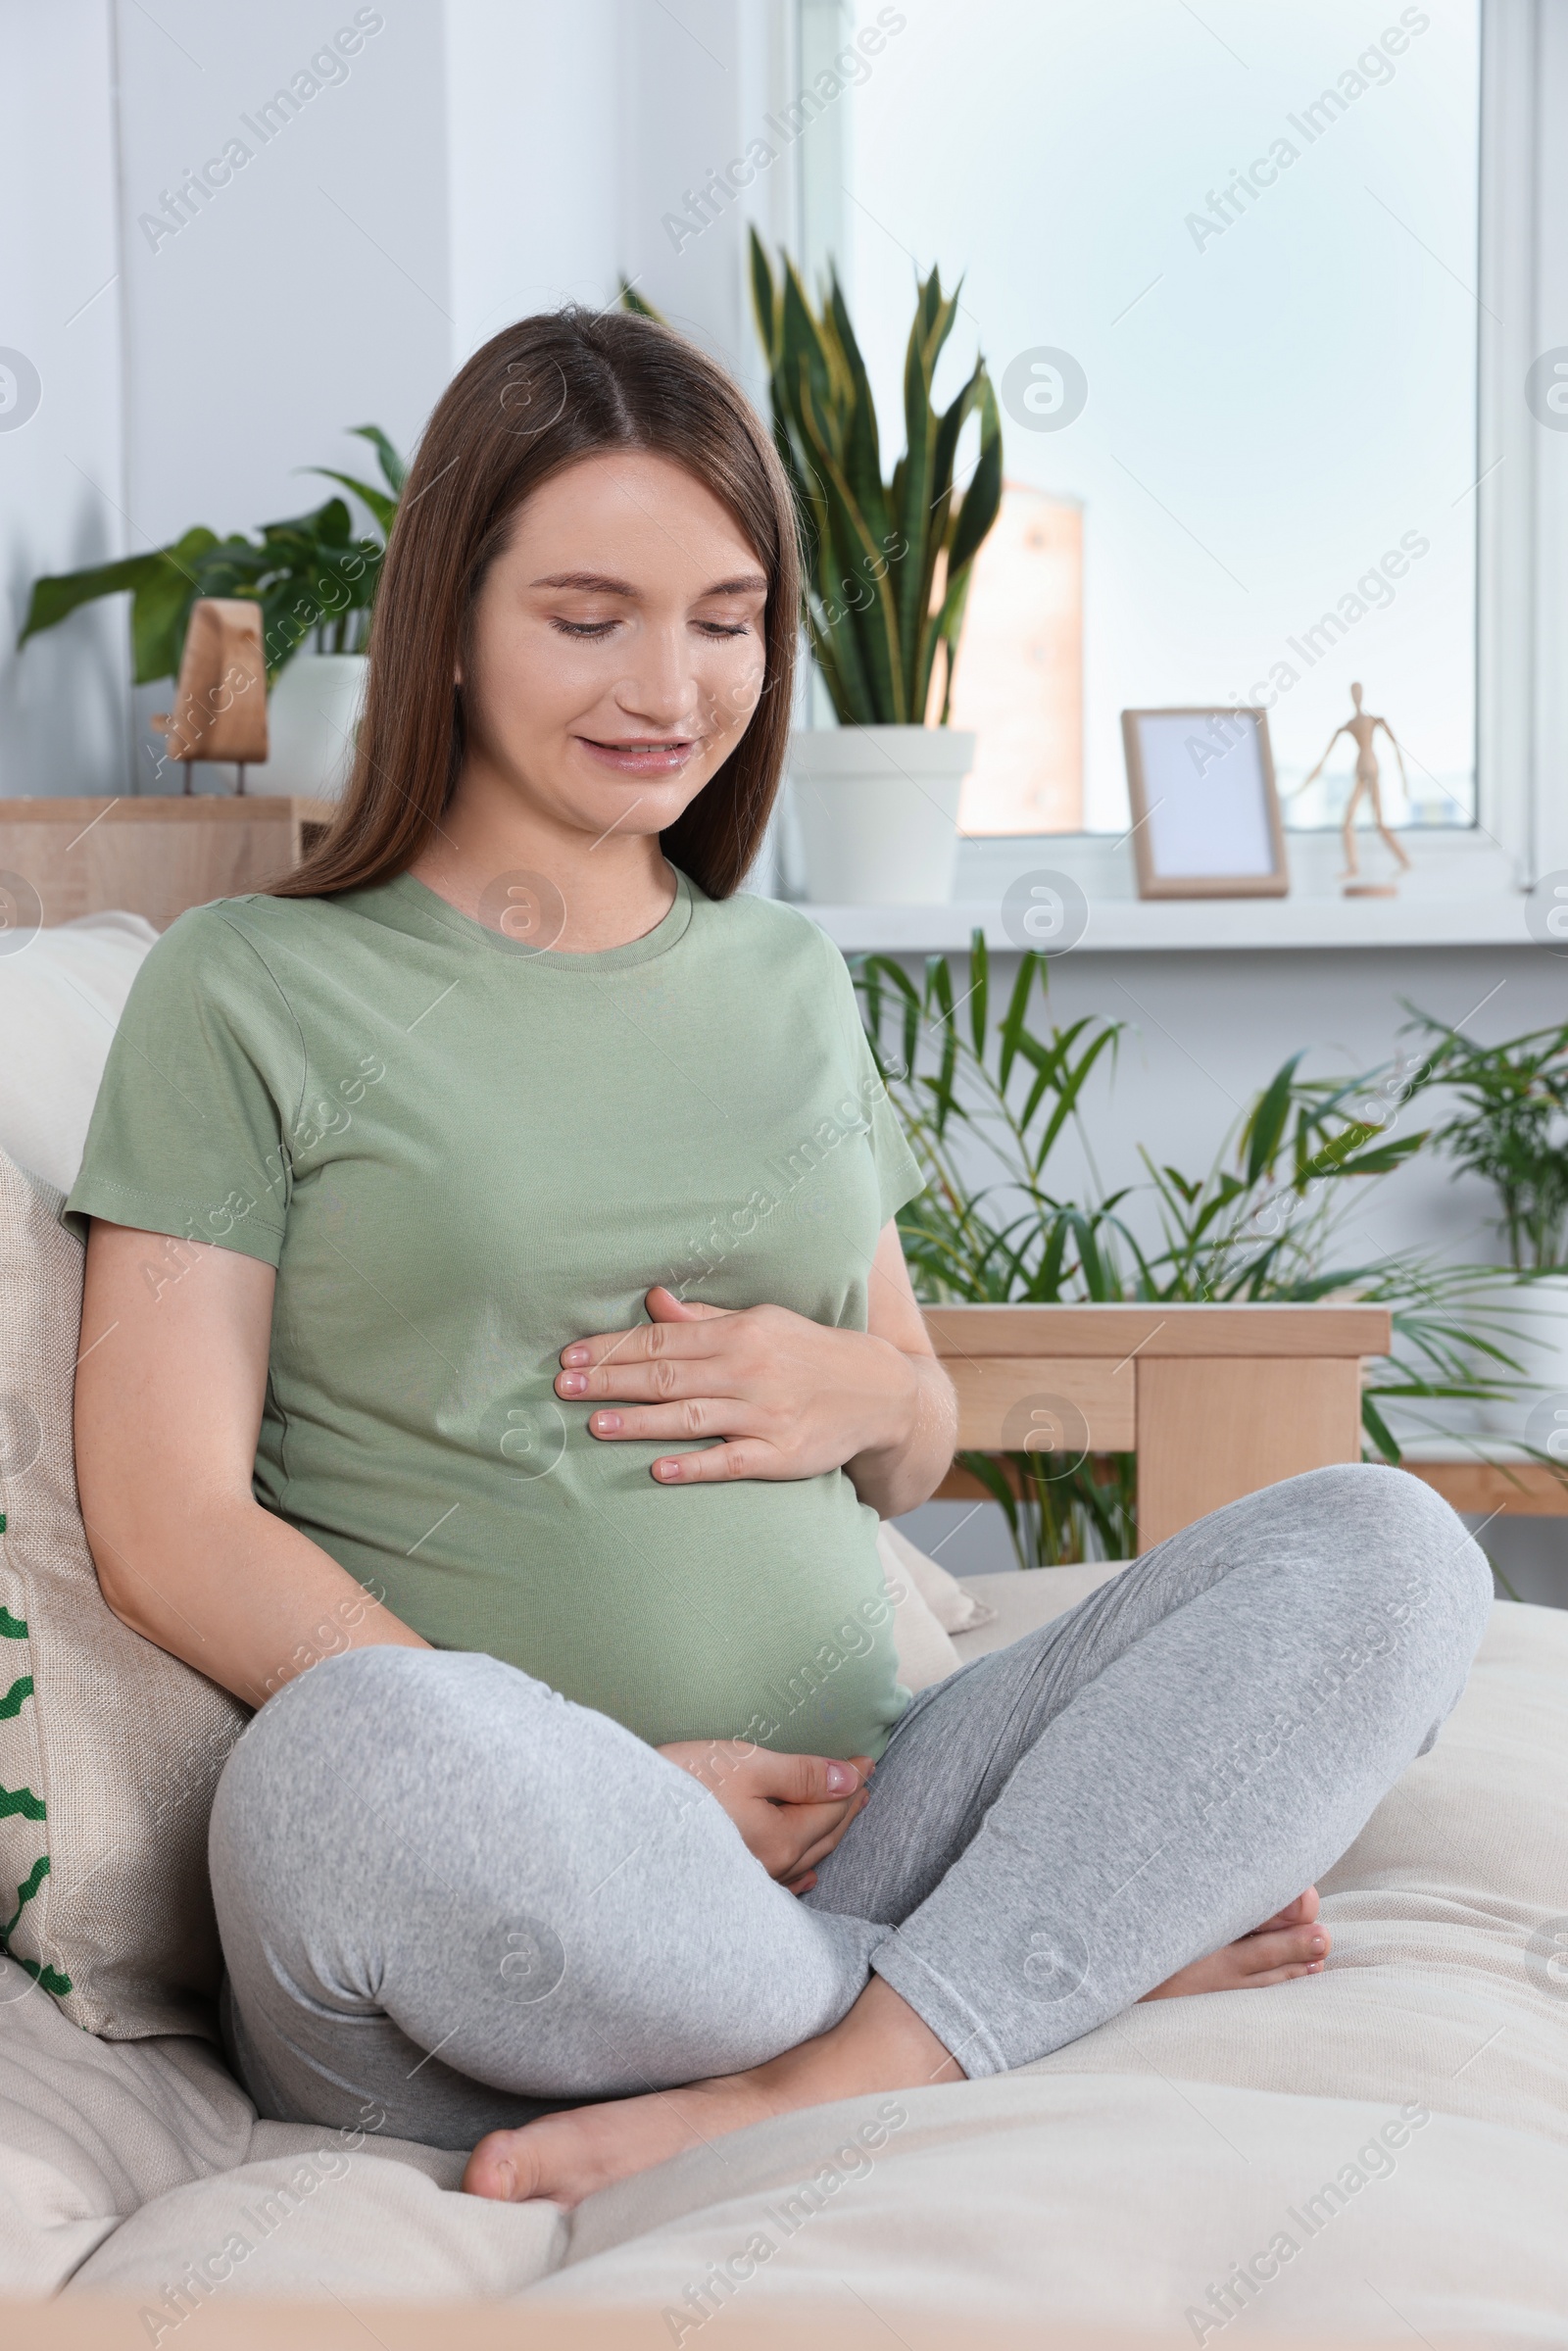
[748,229,1002,727]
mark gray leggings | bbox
[211,1466,1491,2151]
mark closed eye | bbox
[549,617,753,641]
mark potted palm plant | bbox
[856,941,1507,1566]
[18,427,404,798]
[749,232,1002,905]
[1406,1009,1568,1434]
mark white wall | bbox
[2,0,798,799]
[115,1,451,544]
[113,0,455,778]
[445,0,623,359]
[616,0,798,395]
[0,0,127,798]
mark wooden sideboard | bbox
[1395,1453,1568,1517]
[926,1299,1393,1549]
[0,796,334,931]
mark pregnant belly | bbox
[306,1455,909,1761]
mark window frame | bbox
[789,0,1562,921]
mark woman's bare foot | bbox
[462,1895,1332,2207]
[462,1975,958,2209]
[1141,1886,1330,2002]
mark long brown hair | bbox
[274,309,801,902]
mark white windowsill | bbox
[1396,1440,1549,1462]
[784,824,1536,955]
[802,889,1535,955]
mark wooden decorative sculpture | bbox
[149,598,269,789]
[1299,681,1412,896]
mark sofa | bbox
[2,915,1566,2343]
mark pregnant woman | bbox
[70,308,1491,2209]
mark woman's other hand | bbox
[658,1739,873,1893]
[556,1223,956,1515]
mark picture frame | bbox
[1120,707,1289,900]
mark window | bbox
[807,0,1482,840]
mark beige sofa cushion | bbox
[510,1598,1568,2338]
[0,1951,562,2304]
[528,2078,1568,2339]
[0,1148,247,2039]
[69,2141,565,2311]
[0,1961,255,2294]
[28,1595,1568,2339]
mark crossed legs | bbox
[210,1465,1492,2196]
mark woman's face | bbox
[460,449,769,846]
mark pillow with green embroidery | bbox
[0,1145,247,2039]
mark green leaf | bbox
[827,269,890,549]
[1244,1054,1305,1187]
[894,296,940,696]
[922,560,976,726]
[791,395,906,718]
[779,257,837,448]
[19,522,221,685]
[1326,1136,1426,1180]
[945,370,1004,583]
[748,231,778,363]
[967,930,989,1058]
[129,541,221,684]
[279,496,352,548]
[306,468,398,537]
[1360,1393,1401,1463]
[349,422,409,495]
[1026,1022,1121,1170]
[998,955,1040,1091]
[924,957,960,1136]
[19,552,171,649]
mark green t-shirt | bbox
[67,870,925,1758]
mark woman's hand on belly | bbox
[556,1232,956,1517]
[658,1739,874,1893]
[558,1288,913,1484]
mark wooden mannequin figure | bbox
[1300,681,1413,897]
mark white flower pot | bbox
[1470,1270,1568,1440]
[789,725,975,906]
[245,653,368,799]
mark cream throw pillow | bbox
[0,1147,247,2039]
[881,1555,961,1692]
[0,911,158,1192]
[878,1520,998,1634]
[877,1523,999,1692]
